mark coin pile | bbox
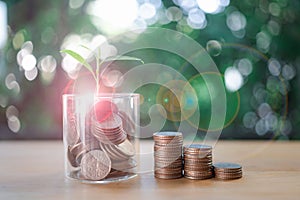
[99,139,135,161]
[91,114,127,145]
[183,144,214,180]
[213,162,243,180]
[66,100,137,181]
[153,132,183,179]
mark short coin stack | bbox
[153,132,183,179]
[183,144,213,180]
[213,162,243,180]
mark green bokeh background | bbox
[0,0,299,140]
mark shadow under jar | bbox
[63,93,140,183]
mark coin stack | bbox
[118,111,135,140]
[183,144,214,180]
[91,114,127,145]
[153,132,183,179]
[213,162,243,180]
[66,100,137,181]
[65,99,79,146]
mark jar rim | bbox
[62,93,140,98]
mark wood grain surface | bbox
[0,140,299,200]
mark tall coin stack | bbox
[183,144,214,180]
[153,132,183,179]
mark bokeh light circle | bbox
[222,43,289,139]
[156,80,198,122]
[102,70,124,88]
[206,40,222,56]
[186,72,240,131]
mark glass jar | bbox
[62,93,140,183]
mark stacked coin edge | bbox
[152,132,243,181]
[153,132,183,179]
[183,144,214,180]
[213,162,243,180]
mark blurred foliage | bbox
[0,0,299,140]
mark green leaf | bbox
[60,49,96,79]
[104,56,144,64]
[80,45,101,61]
[79,44,91,51]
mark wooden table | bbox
[0,140,299,199]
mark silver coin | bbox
[80,150,111,180]
[75,148,87,165]
[213,162,242,170]
[95,114,122,130]
[99,142,129,161]
[153,131,183,137]
[70,141,84,156]
[116,139,135,157]
[107,143,130,160]
[118,111,135,134]
[67,145,78,167]
[183,144,212,151]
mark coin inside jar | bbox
[118,111,135,134]
[67,145,78,167]
[80,150,111,180]
[91,114,127,145]
[66,114,79,145]
[93,100,119,122]
[99,141,130,161]
[116,139,135,157]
